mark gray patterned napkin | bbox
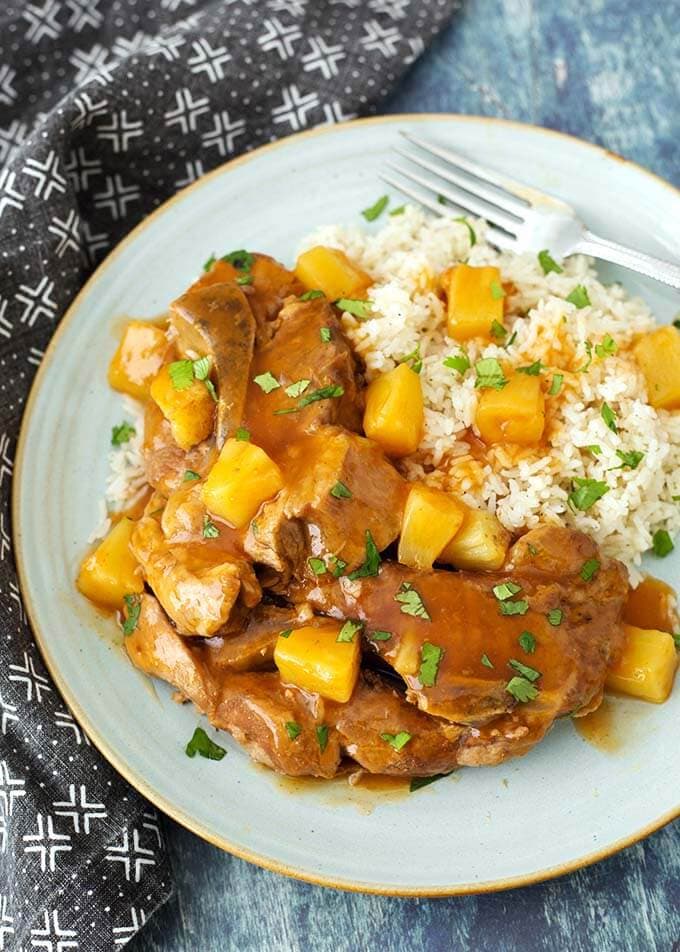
[0,0,457,948]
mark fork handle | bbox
[574,230,680,291]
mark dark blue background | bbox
[132,3,680,949]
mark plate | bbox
[13,115,680,895]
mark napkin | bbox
[0,0,457,947]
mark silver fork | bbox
[381,132,680,291]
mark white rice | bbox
[300,206,680,582]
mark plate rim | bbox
[12,112,680,896]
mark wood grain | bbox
[131,2,680,949]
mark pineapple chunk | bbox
[108,321,168,401]
[201,438,283,528]
[77,518,143,609]
[274,623,361,703]
[476,373,545,445]
[606,625,677,703]
[363,363,424,457]
[634,325,680,409]
[149,364,215,450]
[398,484,466,570]
[439,507,510,571]
[295,246,371,301]
[446,264,504,341]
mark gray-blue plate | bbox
[13,116,680,894]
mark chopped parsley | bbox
[517,360,544,376]
[601,402,618,433]
[328,554,348,578]
[330,481,352,499]
[308,557,327,576]
[381,731,412,751]
[595,334,618,358]
[203,254,216,272]
[474,357,507,390]
[121,593,141,636]
[183,469,201,481]
[518,631,536,654]
[490,280,505,300]
[347,530,381,580]
[585,444,602,456]
[580,558,600,582]
[185,727,226,760]
[410,772,453,792]
[253,371,280,393]
[395,582,431,620]
[168,359,195,390]
[568,477,609,511]
[443,351,470,374]
[547,608,563,626]
[362,194,389,221]
[111,421,136,446]
[508,658,541,682]
[490,319,506,340]
[320,327,332,343]
[193,356,211,381]
[652,529,674,558]
[202,515,220,539]
[538,249,563,275]
[613,449,644,470]
[505,676,539,703]
[234,427,250,441]
[481,653,494,668]
[335,298,372,319]
[337,620,362,643]
[316,725,329,752]
[284,378,311,398]
[548,373,563,396]
[578,340,594,373]
[389,205,406,217]
[369,630,392,642]
[566,285,591,308]
[455,217,477,246]
[221,249,254,271]
[418,642,444,687]
[398,343,423,374]
[279,629,293,639]
[285,722,302,741]
[300,289,325,301]
[298,384,344,408]
[236,274,252,286]
[499,598,529,616]
[492,581,522,601]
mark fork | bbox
[381,132,680,291]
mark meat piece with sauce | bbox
[245,426,406,581]
[303,526,628,747]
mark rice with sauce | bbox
[300,206,680,583]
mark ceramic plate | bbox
[13,115,680,894]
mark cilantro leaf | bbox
[517,360,544,376]
[481,653,494,668]
[505,676,539,703]
[330,481,352,499]
[601,402,618,433]
[395,582,431,620]
[508,658,541,682]
[455,217,477,246]
[398,343,423,374]
[284,378,311,398]
[335,298,372,319]
[221,249,254,271]
[362,194,389,221]
[235,427,250,441]
[285,721,302,741]
[253,371,280,393]
[381,731,412,751]
[538,249,563,275]
[347,530,381,580]
[202,515,220,539]
[580,558,600,582]
[492,581,522,601]
[568,477,609,511]
[328,554,348,578]
[370,630,392,642]
[320,327,332,343]
[168,359,195,390]
[419,642,444,687]
[585,444,602,456]
[518,631,536,654]
[613,449,644,470]
[490,280,505,300]
[652,529,674,558]
[499,599,529,616]
[192,355,211,381]
[578,340,594,373]
[410,772,453,792]
[474,357,507,390]
[298,384,344,408]
[183,469,201,481]
[490,320,506,340]
[316,725,329,752]
[111,421,136,446]
[566,285,591,308]
[548,373,563,396]
[443,351,470,374]
[337,620,362,643]
[279,629,293,639]
[547,608,563,626]
[300,289,325,301]
[308,557,327,576]
[121,594,141,636]
[185,726,227,760]
[595,334,618,358]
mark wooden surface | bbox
[132,3,680,950]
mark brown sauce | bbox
[273,768,411,813]
[574,698,623,753]
[624,575,677,633]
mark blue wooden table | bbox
[132,3,680,949]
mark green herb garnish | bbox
[202,515,220,539]
[335,298,372,319]
[185,726,226,760]
[490,320,506,340]
[443,351,470,374]
[330,481,352,499]
[308,557,327,576]
[183,469,201,481]
[595,334,618,358]
[398,343,423,374]
[362,194,389,221]
[499,599,529,616]
[547,608,563,626]
[320,327,332,343]
[518,631,536,654]
[300,289,325,301]
[652,529,674,558]
[284,378,311,398]
[418,642,444,687]
[203,254,216,272]
[455,217,477,246]
[347,530,381,580]
[381,731,412,751]
[585,444,602,456]
[481,653,494,668]
[370,630,392,642]
[548,373,563,395]
[236,274,252,286]
[490,280,505,300]
[253,371,280,393]
[121,593,141,636]
[234,427,250,441]
[601,402,618,433]
[285,722,302,741]
[279,629,293,639]
[505,677,539,703]
[508,658,541,682]
[111,421,136,446]
[580,559,600,582]
[298,384,344,408]
[568,477,609,511]
[168,359,195,390]
[538,249,563,275]
[395,582,431,620]
[566,285,591,308]
[517,360,544,376]
[221,249,254,271]
[389,205,406,217]
[316,725,329,752]
[474,357,507,390]
[613,449,644,470]
[337,620,362,643]
[578,340,594,373]
[492,581,522,601]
